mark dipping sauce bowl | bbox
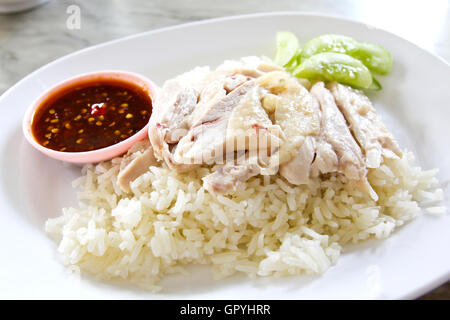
[22,71,158,164]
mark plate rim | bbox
[1,10,449,104]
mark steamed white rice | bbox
[45,141,445,291]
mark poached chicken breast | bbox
[148,57,400,196]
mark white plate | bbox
[0,12,449,300]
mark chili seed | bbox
[64,123,72,129]
[45,133,52,138]
[125,113,133,119]
[74,115,82,121]
[88,117,95,123]
[81,108,87,114]
[50,119,59,123]
[45,117,50,123]
[78,129,84,134]
[51,128,60,133]
[43,141,49,146]
[120,103,128,108]
[49,109,55,114]
[96,121,102,126]
[118,109,125,114]
[60,147,67,152]
[114,130,120,135]
[120,134,128,139]
[140,110,148,115]
[76,138,83,144]
[98,115,104,121]
[108,122,116,127]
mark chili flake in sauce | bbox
[31,79,152,152]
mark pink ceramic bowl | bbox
[22,70,158,164]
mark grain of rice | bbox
[424,206,446,216]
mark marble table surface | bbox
[0,0,449,299]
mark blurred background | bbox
[0,0,449,299]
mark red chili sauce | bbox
[31,79,152,152]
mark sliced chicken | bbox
[118,145,159,193]
[173,81,256,164]
[203,160,261,194]
[147,57,396,197]
[279,136,317,185]
[225,85,284,163]
[216,56,284,77]
[162,87,199,144]
[256,71,322,184]
[310,139,339,177]
[202,137,281,194]
[276,81,373,192]
[150,58,283,175]
[149,66,210,172]
[257,71,321,167]
[328,82,402,168]
[310,82,367,182]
